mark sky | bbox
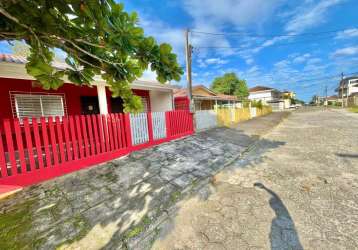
[1,0,357,101]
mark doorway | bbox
[80,96,100,115]
[111,97,124,113]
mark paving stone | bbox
[0,112,293,249]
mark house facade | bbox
[174,85,241,111]
[336,76,358,98]
[336,76,358,106]
[0,54,175,122]
[248,86,293,111]
[248,86,281,104]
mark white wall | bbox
[348,79,358,96]
[249,91,273,104]
[150,90,173,112]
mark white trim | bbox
[0,62,174,92]
[96,84,108,115]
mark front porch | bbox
[0,77,174,122]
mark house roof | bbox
[174,85,238,101]
[249,86,275,92]
[327,95,339,100]
[0,53,69,69]
[338,76,358,87]
[0,54,174,91]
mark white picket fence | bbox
[250,107,257,118]
[195,110,217,131]
[152,112,166,140]
[130,113,149,145]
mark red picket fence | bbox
[0,110,193,187]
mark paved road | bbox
[152,109,358,250]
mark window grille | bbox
[140,96,149,112]
[10,92,67,121]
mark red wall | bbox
[0,77,150,120]
[174,96,190,110]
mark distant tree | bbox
[211,73,249,100]
[0,1,183,112]
[291,98,305,105]
[11,41,30,57]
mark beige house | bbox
[174,85,240,110]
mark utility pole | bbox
[325,85,328,107]
[185,28,193,112]
[341,72,344,108]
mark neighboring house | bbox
[312,96,325,105]
[0,54,175,122]
[281,90,295,99]
[327,95,341,106]
[336,76,358,98]
[335,76,358,107]
[174,85,240,111]
[248,86,298,111]
[280,90,295,109]
[248,86,285,111]
[248,86,281,104]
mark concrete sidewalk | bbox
[0,112,289,250]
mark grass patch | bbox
[124,215,152,240]
[0,199,36,249]
[348,106,358,113]
[170,190,182,203]
[56,215,91,249]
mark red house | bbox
[0,54,175,122]
[0,54,194,189]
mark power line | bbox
[190,27,356,38]
[279,71,357,84]
[194,35,342,49]
[245,72,358,90]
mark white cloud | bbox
[247,65,260,74]
[139,16,184,63]
[245,58,254,65]
[306,57,321,65]
[205,58,228,65]
[285,0,343,33]
[183,0,283,29]
[292,53,311,64]
[335,28,358,39]
[252,36,288,53]
[182,0,284,57]
[332,46,358,57]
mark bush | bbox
[251,100,263,109]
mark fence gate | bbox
[195,110,217,130]
[130,113,149,145]
[152,112,166,140]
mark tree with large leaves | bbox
[211,73,249,100]
[0,0,183,112]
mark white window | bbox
[12,93,66,120]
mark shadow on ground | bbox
[336,153,358,158]
[254,183,303,250]
[0,122,286,250]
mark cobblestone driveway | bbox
[0,112,288,249]
[152,109,358,250]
